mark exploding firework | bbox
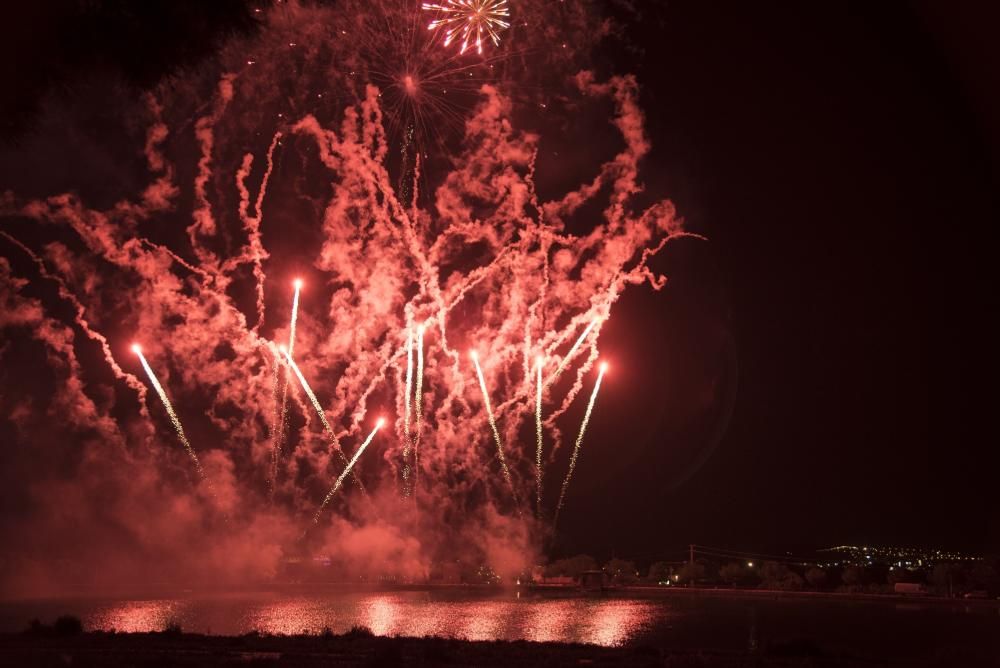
[0,0,699,585]
[554,362,608,528]
[423,0,511,55]
[131,344,206,481]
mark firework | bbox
[471,350,519,504]
[553,361,608,528]
[270,279,302,490]
[423,0,511,55]
[312,418,385,525]
[132,344,206,481]
[535,355,544,516]
[414,324,425,493]
[280,346,365,494]
[550,319,599,386]
[402,326,414,493]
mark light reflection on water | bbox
[4,591,998,658]
[84,593,662,647]
[89,600,186,633]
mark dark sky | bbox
[1,1,997,565]
[559,1,999,559]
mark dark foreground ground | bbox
[1,626,995,668]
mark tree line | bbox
[541,554,1000,597]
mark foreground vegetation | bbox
[0,617,980,668]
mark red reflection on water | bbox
[583,601,649,647]
[460,601,519,641]
[247,599,327,635]
[89,600,180,633]
[523,600,575,643]
[364,596,399,636]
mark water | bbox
[2,589,998,661]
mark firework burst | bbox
[423,0,511,55]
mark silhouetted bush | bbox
[162,620,183,636]
[344,625,374,639]
[53,615,83,636]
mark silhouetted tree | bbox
[759,561,804,591]
[719,562,748,586]
[544,554,597,579]
[840,565,864,590]
[929,563,966,597]
[604,558,638,584]
[805,567,827,589]
[647,561,672,583]
[678,561,706,585]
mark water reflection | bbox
[364,596,399,636]
[583,600,652,646]
[89,600,184,633]
[246,598,328,635]
[8,591,993,658]
[523,600,574,643]
[82,595,658,646]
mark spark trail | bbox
[280,346,366,495]
[535,356,544,516]
[471,350,519,505]
[549,319,599,386]
[402,327,414,493]
[553,361,607,528]
[271,279,302,489]
[414,324,425,493]
[312,419,384,526]
[132,344,206,481]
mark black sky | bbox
[559,1,999,560]
[1,1,997,561]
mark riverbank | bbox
[0,626,978,667]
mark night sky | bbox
[1,0,997,581]
[562,1,999,559]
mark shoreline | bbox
[6,581,997,609]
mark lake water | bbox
[2,589,998,662]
